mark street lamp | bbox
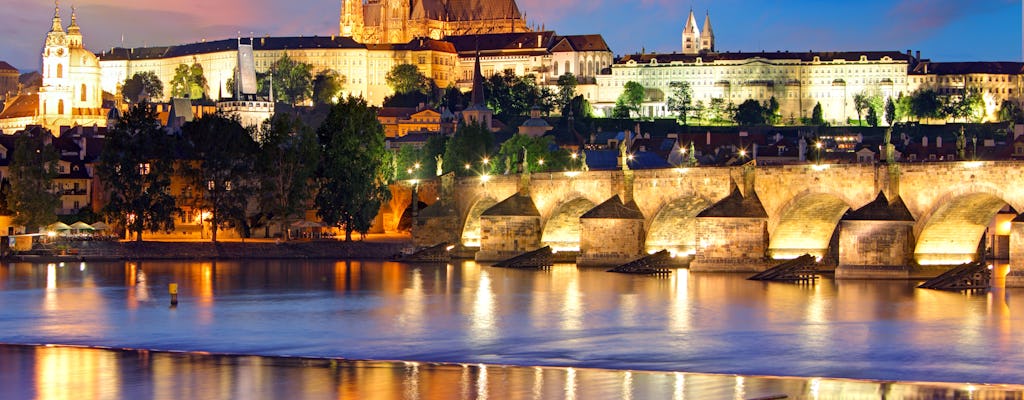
[815,141,823,164]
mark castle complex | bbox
[0,3,1020,134]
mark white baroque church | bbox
[0,4,106,134]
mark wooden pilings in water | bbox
[918,261,991,291]
[607,250,673,275]
[398,242,452,262]
[493,246,553,269]
[748,254,818,282]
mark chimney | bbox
[916,50,921,61]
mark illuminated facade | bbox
[339,0,529,44]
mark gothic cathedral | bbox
[340,0,530,44]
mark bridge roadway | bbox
[387,161,1024,282]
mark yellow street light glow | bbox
[571,152,578,159]
[815,142,823,149]
[464,163,471,170]
[482,157,490,165]
[413,162,421,169]
[811,164,830,171]
[739,149,747,157]
[480,174,491,182]
[538,159,544,165]
[410,179,419,185]
[564,171,580,177]
[627,154,635,160]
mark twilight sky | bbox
[0,0,1020,72]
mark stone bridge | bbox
[397,161,1024,280]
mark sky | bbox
[0,0,1020,72]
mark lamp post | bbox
[815,141,823,164]
[972,136,978,160]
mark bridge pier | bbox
[475,193,542,262]
[1007,218,1024,287]
[835,193,916,279]
[577,195,645,267]
[690,189,771,272]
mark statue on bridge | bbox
[956,127,967,160]
[580,151,589,172]
[883,127,895,164]
[435,154,444,176]
[619,139,630,171]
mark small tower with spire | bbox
[461,48,493,131]
[681,9,700,55]
[700,11,714,52]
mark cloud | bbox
[884,0,1014,41]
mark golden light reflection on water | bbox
[669,269,690,333]
[36,346,120,400]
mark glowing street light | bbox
[464,163,471,170]
[571,152,578,160]
[538,159,544,165]
[482,157,490,165]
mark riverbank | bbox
[4,235,415,262]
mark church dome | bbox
[69,47,99,68]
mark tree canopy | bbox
[97,103,178,241]
[270,53,314,106]
[122,71,164,103]
[556,73,578,115]
[312,70,346,106]
[9,130,60,231]
[170,63,207,99]
[386,64,430,95]
[315,96,390,241]
[665,81,693,125]
[613,81,645,118]
[811,102,825,125]
[255,113,320,239]
[733,99,766,126]
[443,121,495,177]
[490,134,570,174]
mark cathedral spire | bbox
[681,8,700,54]
[470,46,484,107]
[700,10,714,52]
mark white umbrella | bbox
[70,221,95,231]
[90,221,111,231]
[46,222,72,231]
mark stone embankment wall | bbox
[9,241,411,262]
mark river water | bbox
[1,260,1022,398]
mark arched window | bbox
[579,62,584,76]
[80,84,87,102]
[57,64,63,79]
[564,61,570,74]
[553,62,558,76]
[58,100,64,115]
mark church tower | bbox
[681,9,700,55]
[40,2,73,124]
[382,0,411,43]
[462,50,493,131]
[339,0,364,41]
[700,11,714,52]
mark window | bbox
[138,163,150,175]
[57,64,63,78]
[81,84,87,102]
[57,100,64,115]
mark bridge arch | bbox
[460,195,499,247]
[913,186,1016,265]
[644,195,713,256]
[541,197,597,251]
[768,192,853,260]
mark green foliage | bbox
[386,64,430,95]
[885,96,896,126]
[909,89,946,120]
[256,113,320,239]
[853,93,868,126]
[440,86,470,112]
[181,114,258,241]
[393,145,425,181]
[617,81,645,118]
[895,93,911,123]
[765,96,781,125]
[121,71,164,103]
[866,106,879,127]
[312,70,346,106]
[733,99,766,125]
[999,100,1024,123]
[443,121,495,177]
[484,71,550,119]
[315,96,390,241]
[97,103,179,241]
[170,63,208,99]
[556,73,578,115]
[707,98,735,124]
[666,81,693,125]
[811,102,825,125]
[491,134,570,174]
[0,178,12,215]
[270,53,313,106]
[945,88,985,123]
[9,130,60,231]
[568,95,592,120]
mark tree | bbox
[896,93,911,123]
[909,89,946,120]
[270,53,314,106]
[386,64,430,95]
[866,106,879,127]
[999,100,1023,123]
[734,99,766,125]
[618,81,645,118]
[484,71,547,118]
[182,114,258,242]
[315,96,390,241]
[491,134,570,174]
[9,130,60,231]
[947,88,985,123]
[811,102,825,125]
[666,81,693,125]
[853,93,869,126]
[97,103,179,241]
[885,96,896,126]
[443,121,495,177]
[121,71,164,103]
[764,96,781,125]
[255,113,319,239]
[312,70,346,106]
[169,63,207,99]
[556,73,578,115]
[393,144,423,181]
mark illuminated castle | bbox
[340,0,530,44]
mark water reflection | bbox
[1,260,1024,386]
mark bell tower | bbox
[681,9,700,55]
[700,11,715,52]
[40,1,72,122]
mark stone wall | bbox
[476,215,542,262]
[836,220,915,279]
[691,217,769,272]
[577,219,644,267]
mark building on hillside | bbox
[908,61,1024,121]
[377,105,454,137]
[339,0,529,44]
[0,6,106,134]
[594,50,915,124]
[216,38,274,131]
[99,36,457,107]
[0,62,18,100]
